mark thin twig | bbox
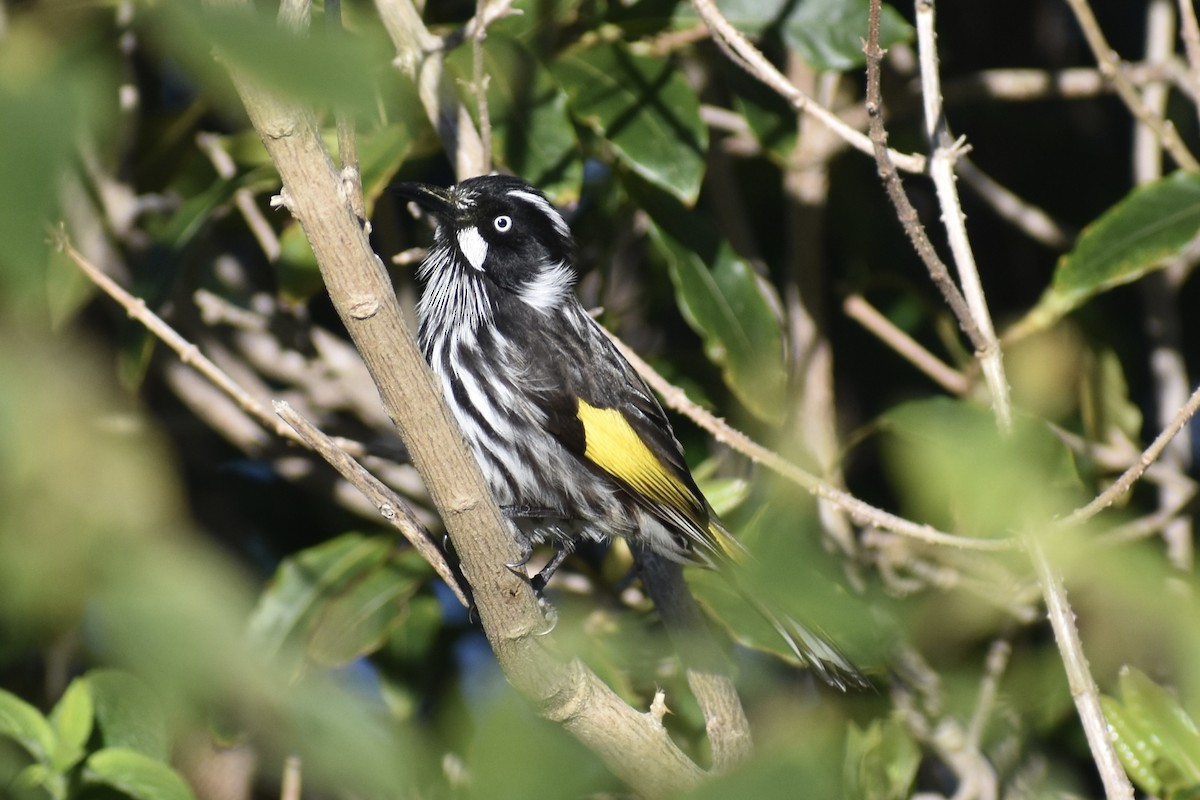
[956,158,1073,250]
[843,294,969,395]
[54,227,302,446]
[966,640,1011,749]
[196,132,282,261]
[1028,538,1135,800]
[55,226,464,603]
[1049,423,1196,494]
[606,331,1014,553]
[1096,493,1195,547]
[914,0,1012,432]
[940,61,1191,104]
[377,0,485,179]
[1137,0,1194,571]
[1058,379,1200,528]
[863,3,986,356]
[1062,0,1200,172]
[1134,0,1175,182]
[275,401,471,608]
[690,0,927,174]
[1180,0,1200,125]
[280,755,301,800]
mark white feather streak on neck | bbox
[520,261,575,312]
[417,243,492,347]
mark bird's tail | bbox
[733,580,870,691]
[701,520,869,690]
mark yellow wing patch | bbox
[576,398,703,520]
[576,399,745,564]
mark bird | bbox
[396,174,866,690]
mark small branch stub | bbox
[348,297,381,320]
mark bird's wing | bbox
[527,307,743,566]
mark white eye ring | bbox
[493,215,513,233]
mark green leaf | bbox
[880,398,1081,537]
[0,23,115,315]
[675,0,913,71]
[146,2,388,115]
[0,690,56,763]
[16,762,66,798]
[694,474,751,519]
[553,43,707,204]
[1102,668,1200,797]
[633,182,787,422]
[1119,668,1200,785]
[1015,172,1200,337]
[844,719,921,800]
[249,533,391,656]
[83,748,196,800]
[89,670,169,761]
[306,555,422,667]
[447,35,581,202]
[383,592,445,665]
[48,677,92,773]
[662,238,787,423]
[358,124,417,211]
[248,533,424,668]
[1102,695,1165,795]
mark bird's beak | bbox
[393,182,455,221]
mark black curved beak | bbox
[392,182,455,221]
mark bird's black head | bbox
[396,175,576,313]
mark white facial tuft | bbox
[520,261,574,312]
[507,189,571,239]
[456,226,489,271]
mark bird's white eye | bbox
[493,215,513,233]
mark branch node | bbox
[443,494,481,516]
[270,189,293,211]
[647,690,670,726]
[347,297,381,320]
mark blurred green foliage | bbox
[1103,666,1200,799]
[2,0,1200,798]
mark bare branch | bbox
[196,132,282,261]
[1062,0,1200,172]
[275,401,471,608]
[956,158,1073,250]
[1180,0,1200,124]
[914,0,1012,431]
[54,228,301,447]
[1028,538,1134,800]
[606,331,1014,553]
[204,2,709,792]
[690,0,927,173]
[843,293,970,395]
[1136,0,1193,571]
[1058,379,1200,529]
[376,0,485,178]
[940,60,1192,104]
[462,0,517,172]
[863,3,987,356]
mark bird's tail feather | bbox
[732,578,870,691]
